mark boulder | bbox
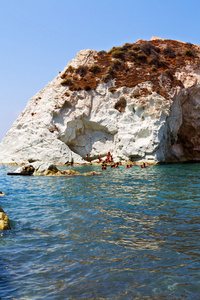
[83,171,100,176]
[33,163,100,176]
[14,164,35,175]
[35,166,81,176]
[21,165,35,175]
[0,191,5,197]
[0,206,11,230]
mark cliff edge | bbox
[0,38,200,164]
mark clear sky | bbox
[1,0,200,141]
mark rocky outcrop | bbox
[0,206,11,230]
[14,163,99,176]
[0,38,200,164]
[34,164,99,176]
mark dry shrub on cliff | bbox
[61,77,73,86]
[112,59,122,70]
[108,46,126,60]
[136,53,147,63]
[98,50,107,56]
[147,55,159,66]
[151,65,157,72]
[67,65,75,73]
[59,39,199,98]
[132,45,141,51]
[102,73,112,83]
[108,46,123,55]
[89,64,101,74]
[165,69,174,79]
[101,65,116,82]
[110,50,125,60]
[121,43,133,51]
[159,60,169,67]
[60,66,74,79]
[141,43,160,55]
[163,45,176,58]
[183,49,195,57]
[107,66,116,76]
[128,49,141,59]
[127,48,147,63]
[186,42,193,48]
[76,66,88,76]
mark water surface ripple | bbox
[0,164,200,299]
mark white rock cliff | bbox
[0,39,200,164]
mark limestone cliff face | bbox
[0,38,200,164]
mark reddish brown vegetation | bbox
[60,39,200,99]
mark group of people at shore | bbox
[100,152,119,170]
[86,152,149,170]
[101,161,119,170]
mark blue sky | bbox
[0,0,200,141]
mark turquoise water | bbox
[0,163,200,299]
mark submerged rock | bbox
[83,171,100,176]
[0,206,11,230]
[35,168,100,176]
[36,167,80,176]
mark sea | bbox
[0,163,200,299]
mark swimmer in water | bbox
[101,163,107,170]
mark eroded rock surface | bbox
[15,163,99,176]
[0,39,200,164]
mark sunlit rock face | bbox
[0,206,11,230]
[0,38,200,164]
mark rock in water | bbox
[14,162,100,176]
[0,207,11,230]
[0,39,200,164]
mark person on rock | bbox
[86,154,90,162]
[104,151,114,163]
[97,157,103,163]
[141,162,149,168]
[105,152,111,162]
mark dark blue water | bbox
[0,163,200,299]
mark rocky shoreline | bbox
[7,162,102,177]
